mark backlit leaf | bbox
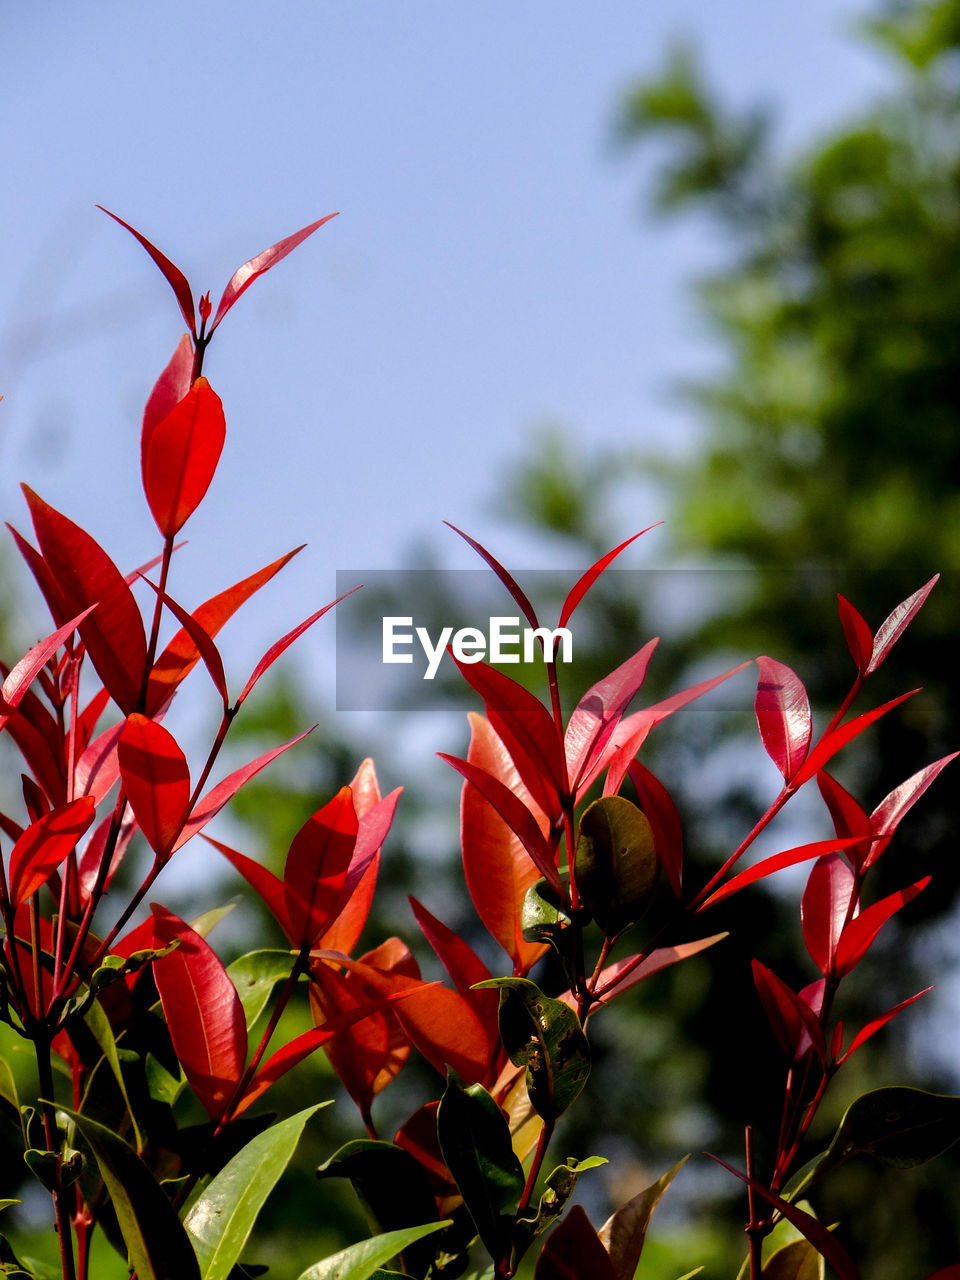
[598,1156,688,1280]
[762,1238,823,1279]
[755,657,811,782]
[834,877,930,977]
[9,797,95,906]
[143,378,226,536]
[295,1221,449,1280]
[801,854,856,976]
[564,641,658,794]
[98,206,196,334]
[118,714,191,858]
[284,788,358,946]
[559,528,657,629]
[142,333,194,441]
[866,575,938,674]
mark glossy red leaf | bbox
[7,523,69,627]
[8,797,96,905]
[559,528,658,629]
[207,835,289,935]
[801,853,857,976]
[626,760,683,897]
[409,896,499,1052]
[74,720,124,803]
[755,656,812,782]
[150,905,246,1121]
[837,594,873,674]
[752,960,826,1062]
[22,487,147,713]
[118,714,191,859]
[235,590,359,709]
[564,640,658,793]
[706,1153,861,1280]
[867,574,938,674]
[699,837,861,910]
[841,987,932,1063]
[2,707,67,807]
[318,760,394,955]
[98,207,196,334]
[534,1205,616,1280]
[142,378,226,537]
[140,577,228,708]
[444,523,539,630]
[284,787,358,946]
[593,933,728,1004]
[867,753,959,868]
[210,212,339,332]
[0,608,96,722]
[834,877,930,978]
[174,726,315,849]
[77,812,135,905]
[142,334,194,443]
[440,751,562,894]
[460,713,549,973]
[145,546,303,715]
[817,771,874,868]
[792,690,918,788]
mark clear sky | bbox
[1,1,890,693]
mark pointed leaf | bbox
[118,714,191,858]
[841,988,932,1062]
[444,523,540,630]
[837,596,873,675]
[534,1205,616,1280]
[0,608,96,715]
[559,528,657,628]
[792,691,918,788]
[142,333,194,442]
[816,772,873,868]
[598,1156,688,1280]
[211,213,339,332]
[752,960,825,1062]
[322,785,400,951]
[294,1221,449,1280]
[140,577,229,708]
[867,753,959,867]
[185,1104,321,1280]
[409,897,498,1045]
[142,377,226,536]
[98,206,196,333]
[593,934,728,1004]
[755,657,812,783]
[821,1086,960,1171]
[564,640,658,793]
[208,837,289,935]
[801,854,857,976]
[626,760,684,896]
[235,591,358,708]
[700,838,862,910]
[867,575,938,674]
[284,788,358,945]
[9,797,95,906]
[834,878,930,977]
[762,1239,824,1279]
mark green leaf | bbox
[574,796,658,935]
[226,949,297,1031]
[821,1086,960,1171]
[437,1072,524,1262]
[521,878,574,947]
[0,1232,37,1277]
[762,1239,823,1279]
[0,1060,20,1114]
[597,1156,688,1280]
[513,1156,608,1263]
[82,995,144,1151]
[59,1106,201,1280]
[475,977,590,1122]
[294,1221,451,1280]
[186,1103,324,1280]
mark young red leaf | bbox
[755,656,812,783]
[817,771,873,868]
[320,785,401,952]
[834,877,931,977]
[74,719,124,804]
[558,528,659,629]
[440,752,562,894]
[22,487,147,713]
[460,713,549,974]
[118,714,191,859]
[801,853,857,977]
[867,574,938,674]
[866,752,959,868]
[0,608,96,721]
[444,523,540,631]
[593,933,727,1004]
[837,594,873,674]
[564,639,659,794]
[7,523,69,627]
[234,590,359,709]
[699,837,862,910]
[626,760,683,897]
[142,333,194,443]
[751,960,825,1061]
[77,812,135,905]
[284,787,358,946]
[145,546,304,715]
[409,896,499,1053]
[150,905,246,1121]
[142,378,226,537]
[98,206,196,334]
[8,797,96,905]
[174,726,315,849]
[210,212,339,332]
[534,1205,616,1280]
[139,577,229,709]
[791,690,918,788]
[840,988,932,1063]
[208,834,288,932]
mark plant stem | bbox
[744,1125,763,1280]
[34,1032,77,1280]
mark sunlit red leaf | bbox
[208,834,289,934]
[235,590,359,709]
[139,577,228,709]
[444,523,539,630]
[150,905,246,1121]
[284,787,358,946]
[752,960,825,1062]
[210,212,339,332]
[564,640,658,793]
[320,784,401,953]
[841,988,932,1063]
[834,878,930,977]
[98,206,196,334]
[816,771,873,868]
[0,608,96,724]
[142,378,226,537]
[867,753,959,868]
[9,797,96,905]
[118,714,191,858]
[626,760,684,897]
[409,896,499,1052]
[77,812,135,904]
[22,487,147,713]
[142,334,194,443]
[7,523,68,627]
[74,720,124,804]
[792,691,918,788]
[755,656,812,783]
[559,528,658,629]
[593,933,728,1004]
[699,838,861,910]
[867,575,938,674]
[801,853,857,976]
[837,595,873,674]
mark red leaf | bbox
[150,905,246,1121]
[801,853,857,976]
[22,487,147,713]
[145,546,303,715]
[626,760,683,897]
[74,720,124,804]
[0,608,96,719]
[440,752,562,894]
[409,896,499,1053]
[235,590,359,709]
[593,933,728,1004]
[558,528,659,629]
[320,784,401,952]
[284,787,358,946]
[534,1205,616,1280]
[755,656,812,783]
[210,212,339,332]
[817,771,873,869]
[7,524,69,627]
[867,575,938,674]
[564,640,658,794]
[98,207,196,334]
[139,577,228,709]
[9,798,96,905]
[174,726,315,849]
[837,595,873,674]
[142,334,194,444]
[459,713,549,973]
[443,523,539,630]
[841,987,932,1063]
[118,714,191,859]
[834,877,930,977]
[207,836,289,937]
[751,960,825,1061]
[77,812,135,904]
[706,1153,861,1279]
[792,691,918,788]
[699,838,862,910]
[142,378,226,537]
[867,753,959,868]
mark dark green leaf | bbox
[574,796,658,935]
[821,1086,960,1171]
[82,995,144,1151]
[513,1156,607,1264]
[437,1073,524,1262]
[474,978,590,1122]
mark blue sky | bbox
[1,2,890,691]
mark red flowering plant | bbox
[0,211,955,1280]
